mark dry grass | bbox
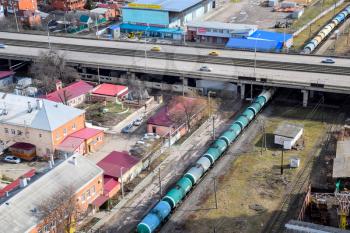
[184,106,328,233]
[292,2,348,50]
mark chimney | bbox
[36,99,42,109]
[56,80,62,90]
[27,101,32,113]
[5,191,9,197]
[19,177,28,188]
[72,156,78,166]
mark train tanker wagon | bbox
[137,89,275,233]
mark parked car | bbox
[209,51,219,56]
[199,65,212,72]
[321,58,335,64]
[0,44,6,49]
[121,124,133,133]
[151,46,161,52]
[3,156,21,164]
[133,118,143,126]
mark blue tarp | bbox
[120,23,183,34]
[225,30,293,51]
[225,37,281,52]
[250,30,292,43]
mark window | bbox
[81,193,85,202]
[86,189,91,199]
[4,128,8,133]
[17,130,22,136]
[91,185,96,195]
[63,128,67,136]
[72,123,76,130]
[39,133,42,138]
[44,224,49,232]
[11,129,15,135]
[56,132,60,140]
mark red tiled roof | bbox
[97,151,140,178]
[91,195,109,207]
[0,71,15,80]
[56,137,84,152]
[147,96,200,127]
[92,83,128,97]
[70,127,103,140]
[10,142,35,150]
[0,169,35,198]
[43,80,93,103]
[103,177,120,193]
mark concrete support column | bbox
[310,90,314,98]
[7,59,11,69]
[182,77,188,86]
[301,90,308,107]
[240,84,245,100]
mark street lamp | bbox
[120,167,124,198]
[208,91,216,140]
[47,17,55,50]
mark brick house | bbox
[0,154,104,233]
[51,0,85,11]
[91,83,128,102]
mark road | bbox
[95,99,242,233]
[1,45,350,94]
[0,31,350,67]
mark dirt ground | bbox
[162,102,340,233]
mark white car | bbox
[4,156,21,164]
[199,65,212,72]
[133,118,143,126]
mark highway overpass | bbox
[0,32,350,106]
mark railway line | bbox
[2,38,350,76]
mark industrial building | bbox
[274,122,303,149]
[120,0,215,40]
[186,21,257,44]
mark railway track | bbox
[2,38,350,76]
[262,105,343,233]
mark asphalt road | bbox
[0,31,350,66]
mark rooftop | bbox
[56,137,85,152]
[97,151,140,178]
[124,0,203,12]
[43,80,94,103]
[90,7,109,14]
[0,71,14,80]
[0,92,85,131]
[0,154,103,233]
[69,127,103,140]
[274,122,303,138]
[92,83,128,97]
[187,21,257,31]
[333,139,350,178]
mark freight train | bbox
[137,88,275,233]
[303,5,350,54]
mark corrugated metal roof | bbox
[226,37,281,51]
[333,139,350,178]
[69,127,103,140]
[92,83,128,97]
[250,30,292,43]
[0,154,103,233]
[0,92,85,131]
[187,21,257,32]
[125,0,204,12]
[274,123,303,138]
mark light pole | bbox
[144,23,150,71]
[11,1,20,32]
[47,18,55,50]
[95,13,99,39]
[208,91,216,140]
[120,167,124,198]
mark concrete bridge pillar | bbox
[182,77,188,86]
[301,90,308,107]
[240,84,245,100]
[7,59,11,69]
[310,90,314,98]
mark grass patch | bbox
[230,0,241,2]
[183,105,329,233]
[291,2,348,50]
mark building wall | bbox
[119,160,143,183]
[274,129,303,149]
[0,123,53,157]
[90,94,118,102]
[84,131,104,153]
[32,173,104,233]
[52,114,85,147]
[0,76,13,87]
[66,94,87,107]
[51,0,85,11]
[122,8,169,26]
[2,0,37,12]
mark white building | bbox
[274,123,303,149]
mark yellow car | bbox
[209,51,219,56]
[150,46,161,52]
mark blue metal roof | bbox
[125,0,204,12]
[225,37,282,52]
[250,30,292,43]
[120,23,183,34]
[109,24,120,30]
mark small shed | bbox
[333,139,350,178]
[9,142,36,161]
[274,123,303,149]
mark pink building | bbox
[91,83,128,102]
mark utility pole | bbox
[213,177,218,209]
[120,167,124,198]
[212,115,215,140]
[250,81,253,102]
[97,64,100,84]
[309,24,312,38]
[281,146,284,175]
[158,167,162,200]
[11,1,20,32]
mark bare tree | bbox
[57,89,72,105]
[36,185,83,233]
[29,50,80,93]
[168,95,207,131]
[0,16,22,31]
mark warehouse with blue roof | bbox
[120,0,215,40]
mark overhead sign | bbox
[197,27,207,33]
[127,3,162,9]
